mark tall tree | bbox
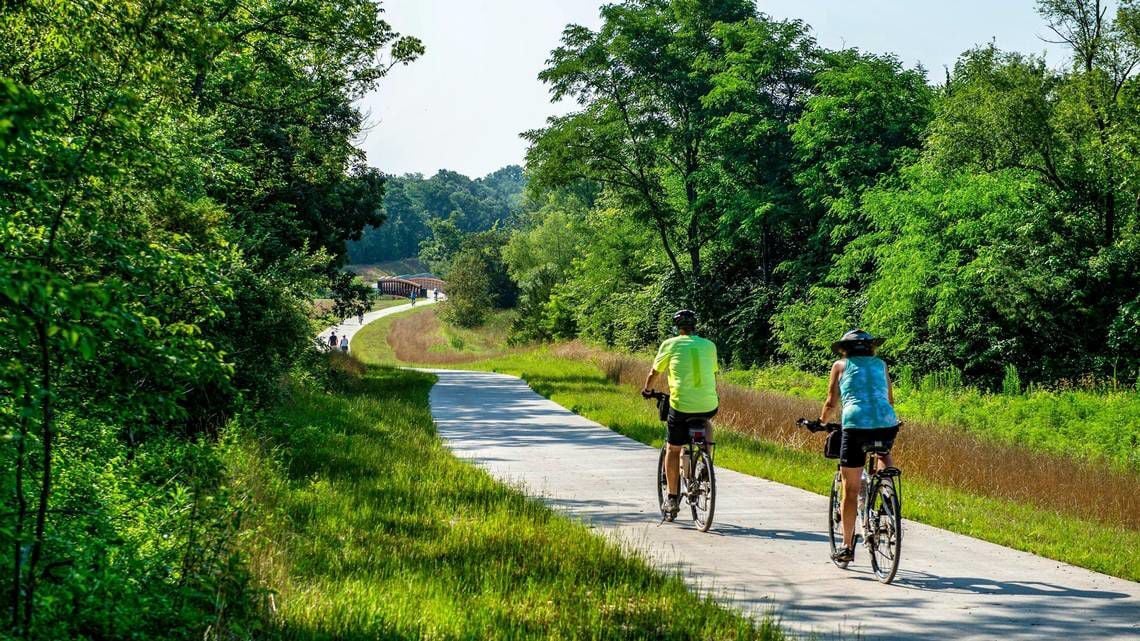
[525,0,760,308]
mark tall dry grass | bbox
[387,310,513,364]
[555,342,1140,530]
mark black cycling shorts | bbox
[666,407,717,446]
[839,425,899,468]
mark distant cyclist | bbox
[642,309,719,520]
[820,329,900,563]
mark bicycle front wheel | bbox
[656,446,672,521]
[868,479,902,583]
[689,449,716,531]
[828,471,848,569]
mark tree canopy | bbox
[1,1,420,635]
[347,165,526,265]
[512,0,1140,386]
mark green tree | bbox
[439,251,493,328]
[504,198,588,340]
[525,0,759,307]
[0,0,421,634]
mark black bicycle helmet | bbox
[831,329,885,355]
[672,309,698,330]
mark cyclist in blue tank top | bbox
[819,329,900,563]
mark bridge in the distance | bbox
[376,273,446,297]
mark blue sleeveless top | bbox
[839,356,898,430]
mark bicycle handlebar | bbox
[797,418,842,433]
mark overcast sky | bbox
[356,0,1067,179]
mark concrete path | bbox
[426,369,1140,640]
[319,297,437,350]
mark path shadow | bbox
[710,523,829,543]
[890,569,1133,599]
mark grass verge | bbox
[354,306,516,365]
[228,356,785,639]
[722,366,1140,470]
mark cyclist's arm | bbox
[643,368,660,393]
[646,342,670,392]
[820,360,843,423]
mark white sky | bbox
[356,1,1068,178]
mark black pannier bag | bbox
[657,394,670,422]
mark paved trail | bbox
[319,297,436,350]
[426,369,1139,640]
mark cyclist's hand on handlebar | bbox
[796,418,840,433]
[641,388,654,398]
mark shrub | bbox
[439,250,493,327]
[1002,363,1022,396]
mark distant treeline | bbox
[498,0,1140,388]
[347,166,525,265]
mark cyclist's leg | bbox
[664,409,691,496]
[839,466,861,548]
[874,425,900,470]
[665,445,682,495]
[837,429,868,549]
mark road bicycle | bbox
[797,419,903,584]
[643,390,716,531]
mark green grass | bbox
[228,361,784,640]
[722,366,1140,470]
[370,297,412,311]
[352,306,515,365]
[431,309,515,356]
[347,306,410,362]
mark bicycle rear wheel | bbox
[688,449,716,531]
[868,478,902,583]
[656,446,672,521]
[828,471,848,569]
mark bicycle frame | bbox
[799,418,904,582]
[646,390,717,531]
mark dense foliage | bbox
[346,165,526,265]
[437,229,519,328]
[511,0,1140,388]
[0,1,419,637]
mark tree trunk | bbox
[9,391,30,634]
[23,322,54,630]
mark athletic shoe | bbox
[831,546,855,563]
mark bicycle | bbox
[643,390,716,531]
[797,419,903,584]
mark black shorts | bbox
[666,407,717,446]
[839,426,899,468]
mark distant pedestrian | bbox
[328,332,338,351]
[410,290,417,307]
[358,312,365,325]
[339,335,349,352]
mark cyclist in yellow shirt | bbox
[642,309,719,519]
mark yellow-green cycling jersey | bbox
[652,335,719,413]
